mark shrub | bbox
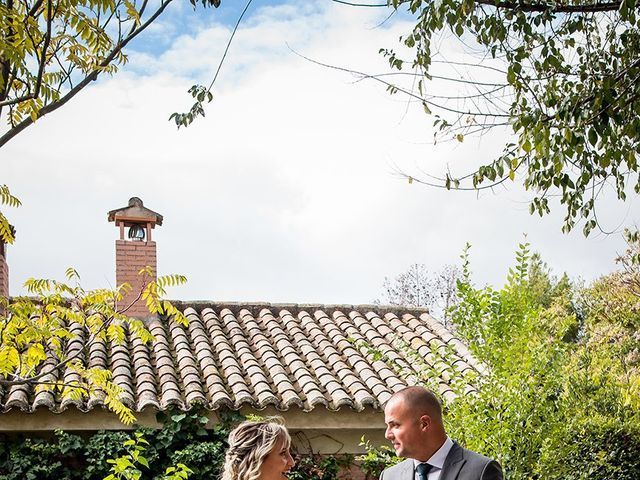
[362,239,640,479]
[0,409,232,480]
[538,417,640,480]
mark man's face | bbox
[384,398,428,460]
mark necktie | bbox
[416,463,432,480]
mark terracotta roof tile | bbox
[1,304,482,414]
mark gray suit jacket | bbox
[379,443,503,480]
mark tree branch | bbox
[0,0,175,148]
[476,0,621,13]
[0,0,52,108]
[290,48,512,118]
[331,0,622,13]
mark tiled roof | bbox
[0,303,484,414]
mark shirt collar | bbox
[413,437,454,470]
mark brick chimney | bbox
[108,197,163,318]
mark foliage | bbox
[0,0,221,148]
[537,417,640,480]
[82,431,132,479]
[103,432,194,480]
[287,452,353,480]
[143,409,235,478]
[0,268,187,424]
[103,432,153,480]
[377,263,459,321]
[0,409,236,480]
[363,235,640,479]
[0,184,19,245]
[375,0,640,235]
[0,430,127,480]
[358,438,399,480]
[575,228,640,410]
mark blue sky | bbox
[129,1,370,55]
[2,0,637,307]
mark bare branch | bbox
[289,48,512,118]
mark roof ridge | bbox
[167,301,429,317]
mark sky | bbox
[2,0,638,306]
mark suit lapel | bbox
[440,442,466,480]
[401,459,415,480]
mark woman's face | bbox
[258,437,295,480]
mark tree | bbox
[0,0,221,148]
[377,263,459,321]
[362,238,640,479]
[577,228,640,410]
[333,0,640,235]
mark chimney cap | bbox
[108,197,163,226]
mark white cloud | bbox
[2,0,636,306]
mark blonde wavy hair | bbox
[220,417,292,480]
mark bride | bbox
[221,417,295,480]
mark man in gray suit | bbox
[380,386,502,480]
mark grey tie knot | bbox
[416,463,432,480]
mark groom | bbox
[380,386,502,480]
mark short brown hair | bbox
[389,386,442,419]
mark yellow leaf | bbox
[123,0,141,26]
[0,346,20,375]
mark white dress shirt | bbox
[413,437,454,480]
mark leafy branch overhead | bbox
[378,0,640,235]
[170,0,253,128]
[169,86,213,129]
[0,0,221,148]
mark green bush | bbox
[538,418,640,480]
[288,453,353,480]
[358,440,399,480]
[165,440,226,479]
[0,436,65,480]
[0,410,234,480]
